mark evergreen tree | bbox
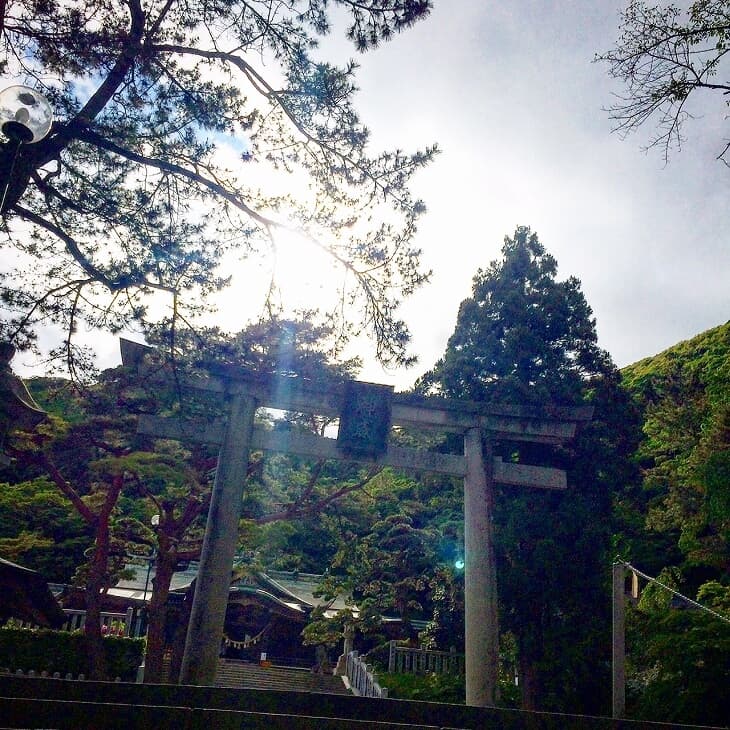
[419,226,640,713]
[419,226,612,405]
[1,0,435,372]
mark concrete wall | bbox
[0,674,724,730]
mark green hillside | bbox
[622,321,730,404]
[620,320,730,577]
[617,321,730,725]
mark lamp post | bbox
[142,514,161,606]
[0,85,53,213]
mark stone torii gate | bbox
[120,339,590,706]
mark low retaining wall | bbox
[0,674,724,730]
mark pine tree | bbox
[0,0,435,371]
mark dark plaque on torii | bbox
[337,381,393,458]
[120,339,591,705]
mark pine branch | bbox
[256,465,381,524]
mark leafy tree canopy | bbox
[0,0,436,372]
[597,0,730,163]
[0,476,90,581]
[621,322,730,576]
[616,323,730,725]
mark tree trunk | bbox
[83,473,123,680]
[83,592,107,679]
[143,553,176,683]
[84,541,110,680]
[519,653,541,712]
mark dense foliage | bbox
[620,322,730,578]
[0,0,435,372]
[376,671,465,704]
[618,321,730,725]
[0,476,89,582]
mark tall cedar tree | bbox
[0,0,435,372]
[418,226,640,713]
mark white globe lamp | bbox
[0,85,53,143]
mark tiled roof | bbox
[113,564,354,613]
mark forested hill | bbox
[615,321,729,724]
[619,320,730,582]
[622,320,730,397]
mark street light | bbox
[0,85,53,212]
[142,514,161,602]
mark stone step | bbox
[215,660,351,695]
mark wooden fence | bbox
[388,641,464,675]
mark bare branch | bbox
[597,0,730,163]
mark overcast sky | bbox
[14,1,729,388]
[338,0,730,387]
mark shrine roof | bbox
[113,563,353,613]
[258,570,352,612]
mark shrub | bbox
[377,671,465,704]
[0,628,144,680]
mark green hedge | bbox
[0,628,144,680]
[377,671,465,704]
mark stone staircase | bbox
[214,659,351,695]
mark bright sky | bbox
[344,0,730,386]
[14,0,730,389]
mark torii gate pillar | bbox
[464,427,499,706]
[179,393,257,685]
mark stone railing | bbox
[344,651,388,699]
[388,641,464,675]
[0,668,122,682]
[14,608,145,638]
[62,608,145,637]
